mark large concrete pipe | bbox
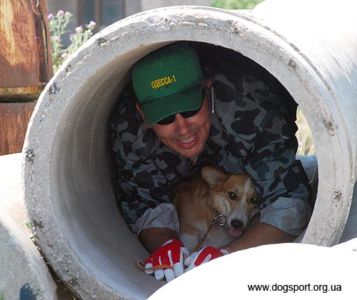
[0,154,57,300]
[23,0,357,298]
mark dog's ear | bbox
[201,166,228,185]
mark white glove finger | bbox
[185,255,198,272]
[154,269,165,281]
[221,249,229,255]
[166,249,183,278]
[182,247,190,259]
[185,251,212,272]
[164,268,175,282]
[173,261,184,277]
[184,254,192,267]
[153,256,165,281]
[185,261,195,272]
[144,263,154,275]
[166,248,184,277]
[184,251,198,267]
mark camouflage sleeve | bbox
[133,203,179,234]
[110,85,172,230]
[237,75,311,235]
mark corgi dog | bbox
[173,166,259,252]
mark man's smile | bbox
[175,133,199,149]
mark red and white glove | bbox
[184,246,229,272]
[144,239,189,282]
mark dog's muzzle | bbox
[230,219,244,230]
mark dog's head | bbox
[201,166,259,238]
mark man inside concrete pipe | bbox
[110,42,312,282]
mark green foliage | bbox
[48,10,96,72]
[212,0,265,9]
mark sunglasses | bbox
[156,102,203,125]
[155,89,209,125]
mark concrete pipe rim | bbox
[23,6,354,299]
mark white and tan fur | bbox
[173,166,259,252]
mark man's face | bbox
[141,98,211,158]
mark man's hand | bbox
[144,239,189,282]
[184,246,229,271]
[223,223,295,252]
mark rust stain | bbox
[0,101,36,155]
[0,86,42,101]
[1,0,36,67]
[1,0,18,65]
[0,0,51,90]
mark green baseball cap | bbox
[132,43,203,125]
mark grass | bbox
[212,0,265,9]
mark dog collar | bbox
[212,214,227,226]
[192,214,227,252]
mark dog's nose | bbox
[230,219,244,229]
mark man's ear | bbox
[204,79,213,89]
[136,103,151,126]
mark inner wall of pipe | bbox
[52,41,317,295]
[52,45,170,298]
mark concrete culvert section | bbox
[0,154,57,300]
[23,0,357,298]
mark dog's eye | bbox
[228,192,238,200]
[249,196,259,205]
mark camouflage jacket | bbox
[110,48,311,236]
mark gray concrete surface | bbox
[22,0,357,298]
[0,154,57,300]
